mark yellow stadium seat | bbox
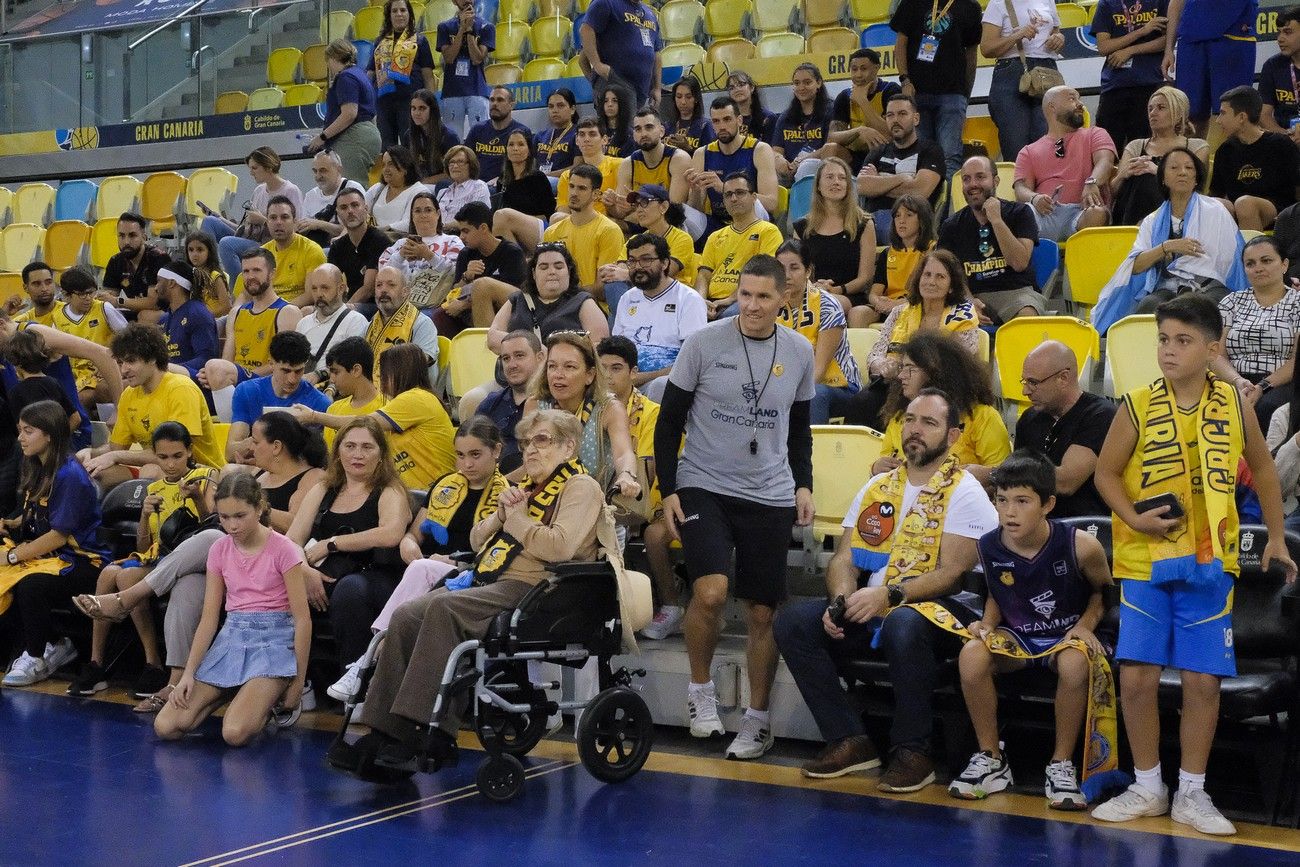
[43,220,90,271]
[498,0,535,22]
[660,0,705,43]
[708,36,756,62]
[486,62,523,84]
[949,174,966,211]
[0,224,45,273]
[0,187,11,226]
[975,328,990,364]
[530,15,572,58]
[266,47,302,88]
[96,176,141,220]
[1065,225,1138,314]
[850,0,890,26]
[321,10,354,41]
[183,168,239,224]
[411,2,427,25]
[804,0,847,29]
[302,44,329,84]
[994,316,1099,413]
[1240,229,1265,242]
[807,25,859,53]
[247,86,286,110]
[215,90,249,114]
[494,18,530,63]
[13,183,56,227]
[1103,314,1159,397]
[436,335,453,400]
[449,328,498,401]
[1056,2,1089,28]
[90,218,118,270]
[751,0,796,33]
[140,171,188,236]
[757,31,803,56]
[284,83,324,106]
[962,115,1001,160]
[212,423,232,459]
[353,5,385,41]
[0,273,22,308]
[564,54,586,77]
[539,0,574,17]
[704,0,751,39]
[577,0,591,12]
[422,0,458,30]
[523,57,568,81]
[846,328,879,376]
[659,42,706,68]
[809,425,883,542]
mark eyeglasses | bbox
[1054,139,1066,159]
[627,255,664,267]
[723,190,753,199]
[1020,367,1070,389]
[519,433,557,451]
[535,241,567,253]
[632,198,661,208]
[897,362,919,376]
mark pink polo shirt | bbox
[1013,126,1117,205]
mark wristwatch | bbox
[326,538,339,553]
[897,74,910,83]
[886,584,905,607]
[7,549,18,566]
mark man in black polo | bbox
[326,187,390,316]
[939,155,1044,325]
[100,211,171,318]
[1013,340,1116,517]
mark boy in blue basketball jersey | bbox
[951,451,1112,809]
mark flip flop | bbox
[73,593,129,623]
[133,684,173,713]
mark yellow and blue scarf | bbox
[421,469,508,548]
[467,459,586,585]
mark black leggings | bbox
[12,559,99,657]
[329,570,403,667]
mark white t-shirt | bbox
[612,279,709,373]
[294,304,370,364]
[842,469,999,587]
[301,178,366,223]
[982,0,1061,59]
[365,182,431,233]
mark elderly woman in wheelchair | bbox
[328,408,654,795]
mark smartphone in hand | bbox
[1134,492,1185,519]
[197,200,214,216]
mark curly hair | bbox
[881,330,995,423]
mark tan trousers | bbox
[359,579,533,741]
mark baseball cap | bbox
[628,184,669,205]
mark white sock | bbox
[688,680,715,695]
[1178,769,1206,793]
[1135,764,1165,795]
[745,708,769,724]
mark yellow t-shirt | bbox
[142,465,218,559]
[699,220,784,301]
[626,391,661,513]
[662,225,698,287]
[376,388,456,490]
[880,245,930,300]
[325,391,386,449]
[111,372,224,470]
[881,402,1010,468]
[15,301,63,327]
[557,155,624,215]
[230,298,289,375]
[54,300,116,391]
[232,234,326,303]
[543,213,626,290]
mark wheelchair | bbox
[329,557,655,802]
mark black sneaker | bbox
[131,664,169,699]
[67,661,108,696]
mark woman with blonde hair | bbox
[308,39,382,188]
[793,157,875,318]
[1110,86,1210,225]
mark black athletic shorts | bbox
[675,487,795,606]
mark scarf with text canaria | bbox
[470,459,586,585]
[366,300,420,383]
[375,32,420,98]
[850,453,963,582]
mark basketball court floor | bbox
[4,686,1299,866]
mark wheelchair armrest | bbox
[548,560,614,579]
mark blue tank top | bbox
[976,521,1092,650]
[703,136,758,221]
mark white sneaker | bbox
[43,638,78,673]
[4,652,50,686]
[327,661,363,703]
[948,751,1013,799]
[300,680,317,712]
[1172,788,1237,835]
[687,686,724,738]
[725,713,774,760]
[1045,759,1086,810]
[641,605,685,640]
[1092,782,1170,823]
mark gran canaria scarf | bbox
[374,31,420,98]
[850,453,964,581]
[421,469,509,549]
[887,300,978,355]
[366,300,420,383]
[468,459,585,585]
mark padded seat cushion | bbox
[1158,667,1296,719]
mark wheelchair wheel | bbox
[477,689,549,757]
[476,753,526,802]
[576,687,654,784]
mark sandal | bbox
[73,593,129,623]
[133,684,174,714]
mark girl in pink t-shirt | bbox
[155,474,311,747]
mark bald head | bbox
[1043,87,1085,131]
[1021,340,1080,415]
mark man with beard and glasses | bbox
[857,93,947,244]
[463,86,531,186]
[366,265,439,383]
[1013,86,1117,242]
[297,150,366,247]
[601,184,698,312]
[774,387,998,790]
[685,96,779,240]
[938,155,1044,324]
[100,212,171,319]
[609,110,692,222]
[611,232,707,402]
[231,196,326,306]
[226,331,332,463]
[296,264,370,391]
[326,188,391,313]
[200,248,303,393]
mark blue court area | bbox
[4,689,1299,866]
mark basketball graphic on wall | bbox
[55,126,100,150]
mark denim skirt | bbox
[195,611,296,689]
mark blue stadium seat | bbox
[787,174,814,225]
[1031,237,1060,293]
[54,180,98,223]
[572,12,584,51]
[859,21,893,47]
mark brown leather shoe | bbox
[878,747,936,792]
[801,735,881,779]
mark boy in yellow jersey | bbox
[1093,294,1296,836]
[319,336,384,449]
[543,164,625,304]
[230,197,326,305]
[201,248,303,393]
[79,324,224,491]
[554,118,624,221]
[54,268,127,407]
[9,261,64,326]
[695,173,783,318]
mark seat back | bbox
[89,218,119,270]
[284,83,324,106]
[1055,2,1089,27]
[96,176,141,219]
[485,62,523,85]
[0,223,45,272]
[302,44,329,83]
[659,42,705,68]
[1232,526,1300,659]
[751,0,796,33]
[993,316,1098,409]
[757,31,804,55]
[512,563,621,655]
[1031,237,1060,292]
[0,187,11,226]
[660,0,704,42]
[247,86,286,110]
[495,18,530,62]
[530,15,571,57]
[266,46,303,88]
[704,0,751,39]
[321,10,354,40]
[808,25,858,52]
[522,57,568,81]
[850,0,890,26]
[353,39,376,73]
[13,183,56,226]
[857,21,893,47]
[54,180,98,223]
[803,0,846,28]
[787,173,815,225]
[0,272,23,308]
[540,0,574,17]
[962,115,1001,160]
[352,5,385,41]
[811,425,882,535]
[845,326,879,376]
[215,90,249,114]
[449,328,499,400]
[975,327,990,363]
[707,36,756,62]
[101,478,151,525]
[184,168,239,221]
[1103,314,1160,397]
[43,220,91,271]
[140,171,188,235]
[1064,225,1138,311]
[422,0,458,29]
[498,0,536,22]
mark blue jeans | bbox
[989,58,1052,161]
[811,383,857,424]
[441,95,489,139]
[202,215,258,285]
[914,92,968,181]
